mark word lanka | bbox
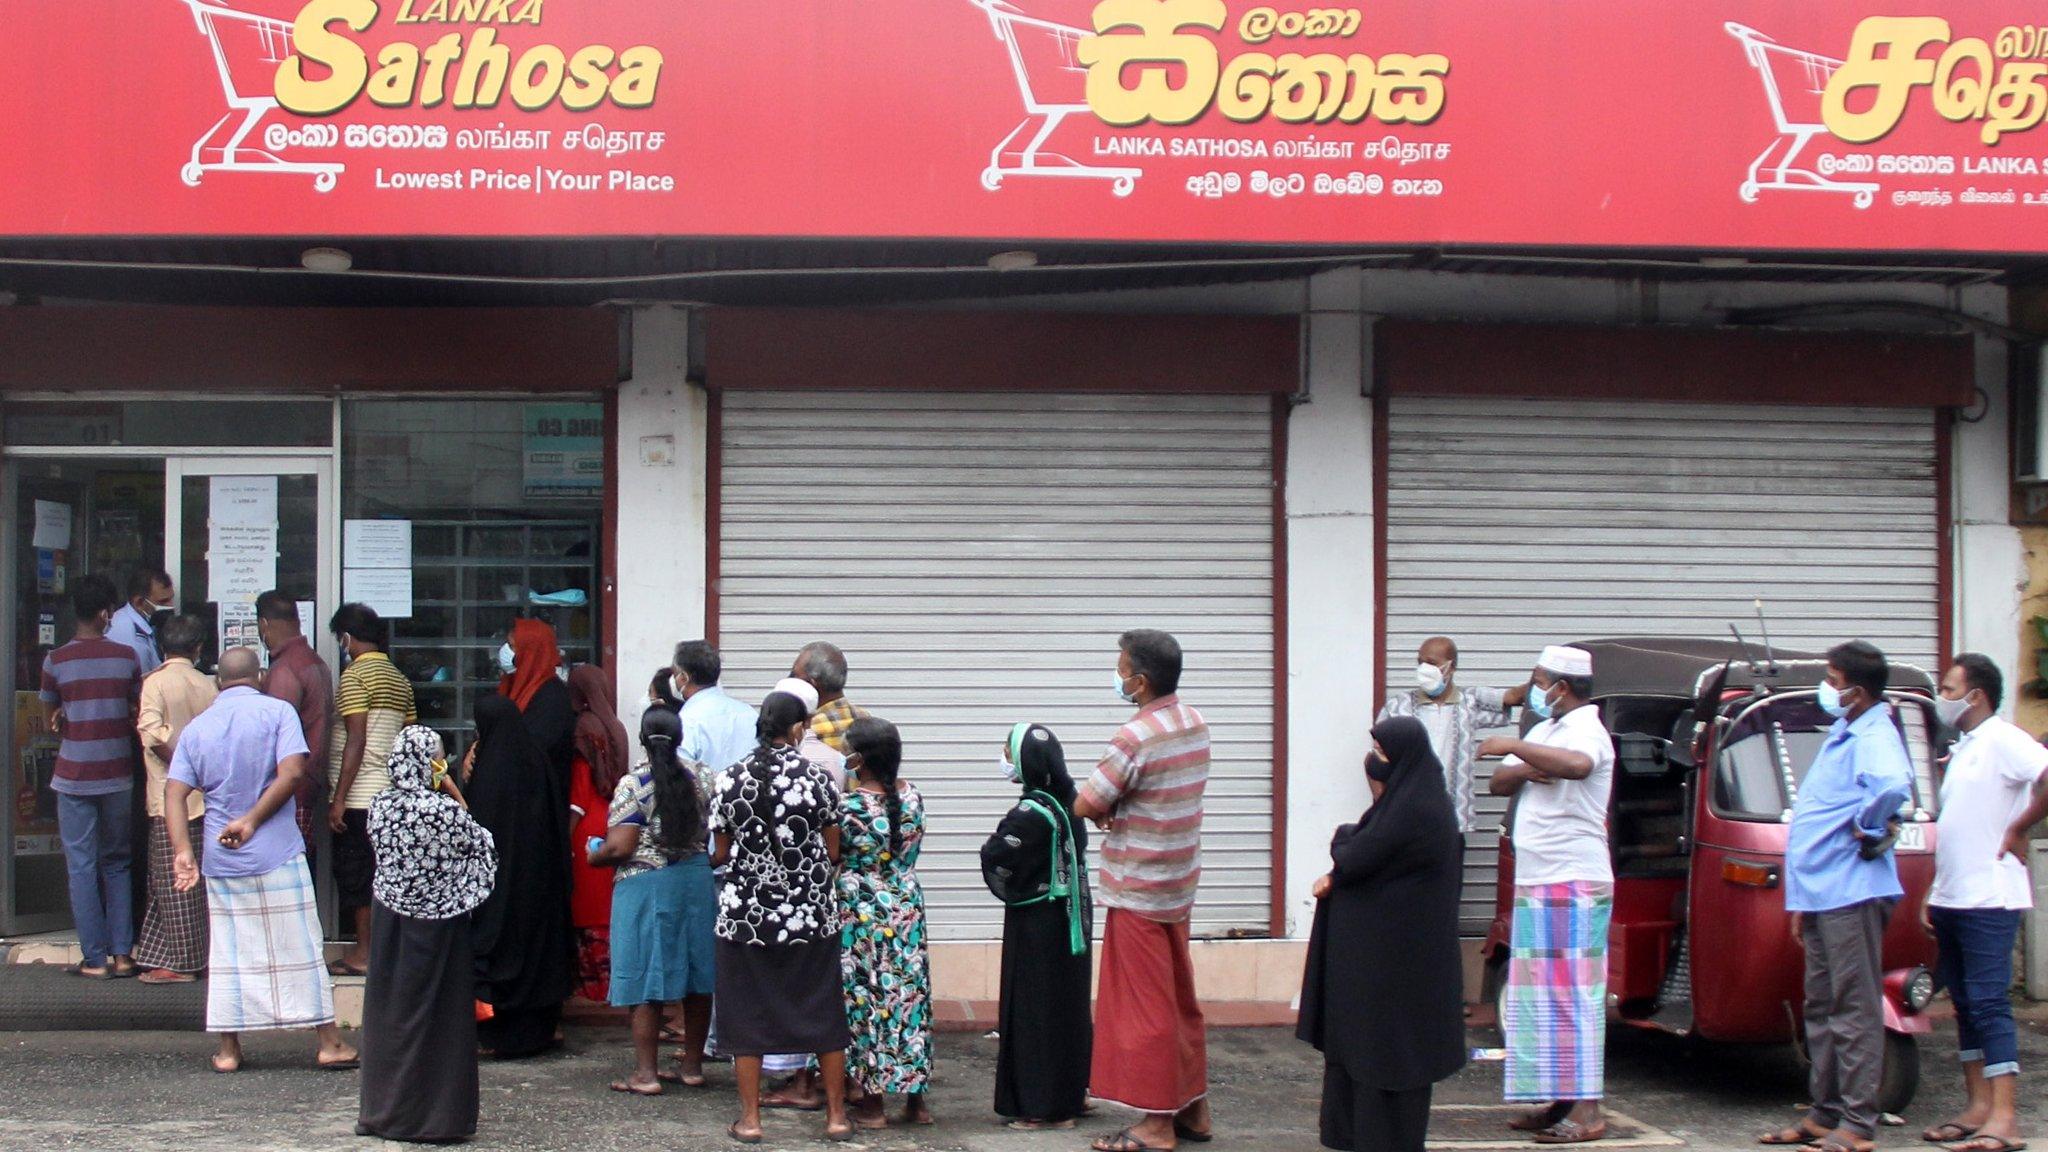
[1823,17,2048,145]
[275,0,663,117]
[1075,0,1446,128]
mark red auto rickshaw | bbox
[1481,638,1942,1113]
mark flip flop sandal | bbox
[326,960,368,977]
[318,1056,360,1071]
[209,1054,242,1074]
[138,969,197,985]
[1950,1140,2026,1152]
[1534,1119,1609,1145]
[824,1123,856,1143]
[1006,1119,1079,1131]
[727,1123,763,1145]
[761,1096,824,1112]
[1808,1138,1876,1152]
[1764,1125,1833,1146]
[1175,1122,1215,1143]
[108,961,140,979]
[67,963,113,981]
[609,1079,663,1097]
[1927,1127,1984,1144]
[1517,1106,1574,1133]
[1093,1127,1176,1152]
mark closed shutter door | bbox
[718,391,1276,941]
[1384,397,1940,933]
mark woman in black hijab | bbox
[1298,716,1466,1152]
[465,694,576,1059]
[980,723,1092,1129]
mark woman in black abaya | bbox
[1298,716,1467,1152]
[466,693,576,1059]
[980,722,1092,1129]
[359,726,498,1142]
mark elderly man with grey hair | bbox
[790,641,869,755]
[165,647,356,1074]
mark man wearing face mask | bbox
[1377,636,1527,834]
[1763,641,1913,1152]
[1478,645,1613,1144]
[1075,628,1213,1152]
[109,568,175,676]
[1917,654,2048,1152]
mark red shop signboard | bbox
[5,0,2048,251]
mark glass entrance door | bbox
[163,458,337,673]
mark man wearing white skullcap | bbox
[1478,644,1615,1144]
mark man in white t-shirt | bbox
[1920,653,2048,1152]
[1480,644,1615,1144]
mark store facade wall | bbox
[0,307,620,935]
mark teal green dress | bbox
[837,784,932,1095]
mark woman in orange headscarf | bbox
[498,618,576,805]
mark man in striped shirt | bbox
[327,602,416,974]
[1076,629,1213,1151]
[40,572,144,979]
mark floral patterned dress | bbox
[838,784,932,1095]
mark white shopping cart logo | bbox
[178,0,343,192]
[1726,22,1876,209]
[970,0,1140,196]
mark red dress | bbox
[567,756,614,1001]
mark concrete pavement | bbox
[0,1018,2041,1152]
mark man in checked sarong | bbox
[165,647,357,1074]
[1482,645,1615,1145]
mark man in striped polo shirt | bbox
[1076,629,1213,1152]
[40,572,144,979]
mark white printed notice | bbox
[209,475,277,528]
[342,518,413,617]
[30,500,70,551]
[343,519,412,569]
[207,524,277,605]
[344,568,413,618]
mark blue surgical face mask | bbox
[1526,680,1556,720]
[1114,670,1138,704]
[1817,681,1850,719]
[497,642,516,676]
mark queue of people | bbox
[68,568,2048,1152]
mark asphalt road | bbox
[0,1017,2041,1152]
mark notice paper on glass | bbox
[209,475,277,528]
[344,567,413,619]
[297,601,317,647]
[343,519,411,569]
[30,500,70,551]
[206,523,276,605]
[218,601,262,660]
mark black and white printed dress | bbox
[708,744,852,1056]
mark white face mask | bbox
[999,754,1022,784]
[496,642,516,675]
[1934,691,1974,728]
[1416,663,1448,697]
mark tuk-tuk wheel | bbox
[1878,1032,1919,1116]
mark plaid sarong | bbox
[132,817,208,973]
[203,856,334,1033]
[1503,880,1613,1102]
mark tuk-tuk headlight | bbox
[1905,967,1935,1013]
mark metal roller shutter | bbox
[717,391,1276,941]
[1383,397,1941,933]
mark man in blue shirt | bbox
[1765,641,1914,1152]
[673,640,757,776]
[106,568,173,676]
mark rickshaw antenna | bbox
[1728,623,1763,673]
[1753,599,1780,673]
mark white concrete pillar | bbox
[1282,269,1375,938]
[1952,290,2024,701]
[613,305,709,716]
